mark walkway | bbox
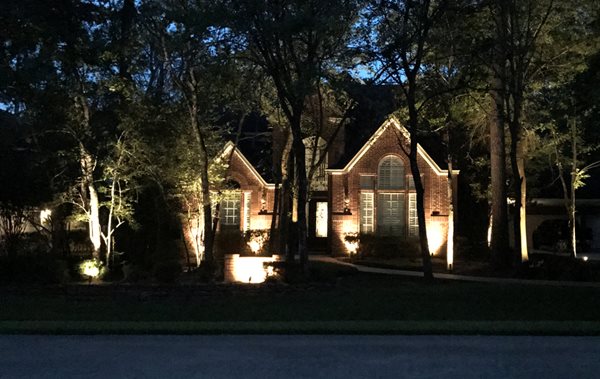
[310,255,600,288]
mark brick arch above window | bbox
[378,155,404,190]
[227,171,249,188]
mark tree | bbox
[223,0,359,269]
[362,0,465,280]
[141,0,257,271]
[485,0,597,264]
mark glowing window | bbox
[243,192,251,231]
[221,192,241,226]
[378,156,404,189]
[360,192,374,234]
[408,193,418,237]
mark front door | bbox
[308,198,328,251]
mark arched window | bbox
[378,155,404,189]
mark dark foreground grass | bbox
[2,273,600,334]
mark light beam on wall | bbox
[427,223,444,255]
[227,254,279,283]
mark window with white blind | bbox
[378,156,404,189]
[360,192,374,234]
[377,193,405,236]
[243,192,251,231]
[221,192,241,226]
[408,193,418,237]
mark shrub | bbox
[358,234,420,259]
[152,260,182,283]
[517,254,595,281]
[243,229,270,255]
[0,254,70,284]
[122,262,151,283]
[215,229,244,256]
[455,236,490,262]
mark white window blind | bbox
[360,192,374,234]
[377,193,405,236]
[408,193,418,237]
[221,192,241,226]
[378,156,404,189]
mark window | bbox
[378,156,404,189]
[221,192,241,226]
[360,192,374,233]
[408,193,418,237]
[407,175,415,190]
[243,192,251,231]
[377,193,405,236]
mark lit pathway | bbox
[2,335,600,379]
[310,255,600,288]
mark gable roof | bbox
[326,116,459,176]
[219,141,274,188]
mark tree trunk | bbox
[290,129,309,269]
[489,85,510,268]
[80,145,101,260]
[517,142,528,262]
[447,155,455,272]
[186,81,215,268]
[407,102,433,280]
[268,181,280,254]
[509,91,528,263]
[570,120,578,258]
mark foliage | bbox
[356,234,421,260]
[152,260,182,284]
[244,229,270,255]
[0,254,70,284]
[79,259,102,280]
[0,204,29,256]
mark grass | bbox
[2,265,600,334]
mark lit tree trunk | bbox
[268,181,280,253]
[104,179,116,266]
[80,144,101,260]
[509,93,528,263]
[407,102,433,280]
[570,120,578,258]
[447,155,455,272]
[517,141,528,262]
[186,81,215,267]
[489,83,509,268]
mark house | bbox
[215,116,458,261]
[521,198,600,256]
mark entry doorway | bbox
[308,198,328,251]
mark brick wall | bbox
[329,122,451,256]
[226,149,275,231]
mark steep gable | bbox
[327,116,458,177]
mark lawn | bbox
[2,268,600,334]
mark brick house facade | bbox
[219,116,458,257]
